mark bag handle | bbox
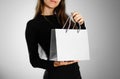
[62,15,81,33]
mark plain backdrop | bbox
[0,0,120,79]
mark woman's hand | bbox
[54,60,80,67]
[72,12,84,25]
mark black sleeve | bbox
[25,20,54,70]
[76,22,86,29]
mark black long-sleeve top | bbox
[25,14,86,70]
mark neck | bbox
[42,7,54,15]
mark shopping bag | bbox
[38,44,47,60]
[49,17,90,61]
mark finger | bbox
[71,11,79,17]
[74,17,84,25]
[78,19,84,25]
[64,61,77,65]
[68,61,76,65]
[71,12,80,19]
[57,60,80,66]
[74,16,82,23]
[72,14,84,23]
[73,15,80,20]
[73,60,80,62]
[59,61,65,65]
[54,61,60,67]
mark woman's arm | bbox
[25,20,54,70]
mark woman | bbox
[25,0,86,79]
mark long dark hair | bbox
[34,0,68,26]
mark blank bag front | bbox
[49,29,90,61]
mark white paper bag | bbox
[49,29,90,61]
[49,17,90,61]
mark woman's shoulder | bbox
[26,17,43,28]
[26,19,36,29]
[27,18,35,25]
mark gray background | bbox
[0,0,120,79]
